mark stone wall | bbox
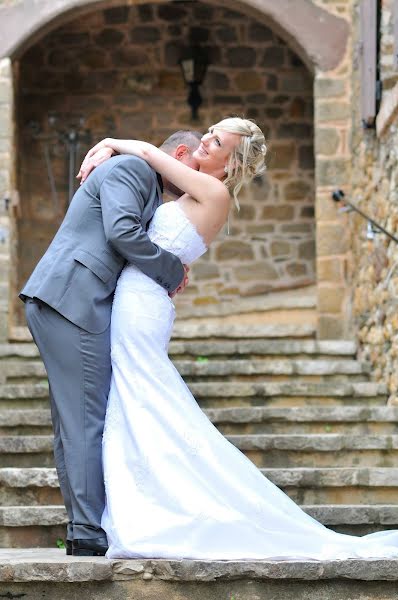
[350,0,398,400]
[0,58,15,341]
[14,1,315,321]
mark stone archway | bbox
[0,0,351,341]
[0,0,348,70]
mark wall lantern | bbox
[179,48,208,120]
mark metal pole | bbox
[332,189,398,245]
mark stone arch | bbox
[0,0,352,340]
[0,0,348,71]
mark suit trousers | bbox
[25,299,111,540]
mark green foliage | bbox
[56,538,66,549]
[196,356,209,363]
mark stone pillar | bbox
[314,59,352,340]
[0,58,15,342]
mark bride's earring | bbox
[224,165,228,173]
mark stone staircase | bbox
[0,321,397,553]
[2,313,398,599]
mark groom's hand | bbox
[77,145,115,184]
[169,265,189,298]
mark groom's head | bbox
[159,130,202,196]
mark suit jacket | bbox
[20,154,184,333]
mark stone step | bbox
[173,322,316,339]
[175,285,317,319]
[0,339,358,360]
[208,405,398,434]
[0,381,388,410]
[1,504,397,548]
[2,467,398,507]
[1,549,398,600]
[0,358,370,385]
[10,322,317,343]
[193,381,388,408]
[226,433,398,468]
[0,384,49,409]
[0,436,54,467]
[2,406,398,437]
[1,433,398,469]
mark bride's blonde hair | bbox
[212,117,267,211]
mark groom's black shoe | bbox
[66,540,73,556]
[72,537,108,556]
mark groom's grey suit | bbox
[20,154,184,541]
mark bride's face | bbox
[193,127,241,179]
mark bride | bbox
[80,117,398,560]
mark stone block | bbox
[317,258,347,283]
[234,262,278,281]
[158,71,185,92]
[238,204,255,220]
[192,263,220,280]
[317,224,348,256]
[316,102,350,121]
[130,27,160,43]
[281,223,313,234]
[95,28,124,47]
[227,47,256,68]
[248,23,273,41]
[262,205,295,220]
[280,73,312,93]
[286,262,308,277]
[277,123,312,138]
[299,145,315,169]
[79,49,107,69]
[0,107,11,137]
[270,241,291,257]
[193,4,214,19]
[315,78,346,98]
[315,193,342,220]
[214,241,254,261]
[317,158,350,187]
[301,206,315,218]
[285,180,312,201]
[318,315,345,340]
[261,47,286,68]
[111,48,148,68]
[234,72,263,91]
[189,27,210,44]
[246,93,268,105]
[215,27,237,43]
[0,81,11,105]
[103,6,130,24]
[315,128,340,155]
[137,5,154,22]
[119,112,153,132]
[206,71,230,90]
[266,107,284,118]
[268,144,295,169]
[158,4,187,20]
[318,285,346,313]
[299,240,316,260]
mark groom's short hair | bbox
[160,130,202,153]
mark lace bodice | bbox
[147,201,207,264]
[116,200,207,294]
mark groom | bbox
[20,130,202,556]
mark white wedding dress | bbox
[102,200,398,560]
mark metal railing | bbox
[332,189,398,244]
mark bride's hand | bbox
[77,138,115,184]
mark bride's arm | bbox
[79,138,230,208]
